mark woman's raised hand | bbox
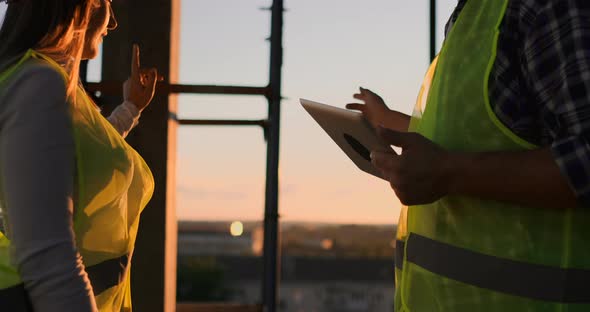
[123,44,162,112]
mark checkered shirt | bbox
[446,0,590,205]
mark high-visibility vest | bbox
[395,0,590,311]
[0,49,154,311]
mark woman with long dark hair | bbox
[0,0,159,310]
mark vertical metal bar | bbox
[430,0,437,61]
[262,0,283,311]
[80,60,89,85]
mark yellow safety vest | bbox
[395,0,590,311]
[0,50,154,311]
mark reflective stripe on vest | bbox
[0,284,33,312]
[396,235,590,303]
[0,254,129,309]
[87,254,130,294]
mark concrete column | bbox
[101,0,179,311]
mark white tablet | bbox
[300,98,394,180]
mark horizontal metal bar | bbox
[85,82,270,97]
[177,119,268,127]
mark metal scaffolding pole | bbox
[430,0,437,61]
[82,1,284,310]
[262,0,283,311]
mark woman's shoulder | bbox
[0,57,66,99]
[6,58,66,88]
[0,58,68,115]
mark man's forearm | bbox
[446,147,578,209]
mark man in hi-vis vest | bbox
[347,0,590,311]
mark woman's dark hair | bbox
[0,0,87,61]
[0,0,95,96]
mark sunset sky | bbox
[0,0,458,225]
[171,0,457,225]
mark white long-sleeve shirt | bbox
[0,59,140,312]
[106,100,140,138]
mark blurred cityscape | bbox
[177,221,397,312]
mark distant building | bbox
[178,221,256,256]
[178,255,395,312]
[177,221,397,311]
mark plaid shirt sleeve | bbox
[523,1,590,206]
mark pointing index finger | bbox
[131,44,140,79]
